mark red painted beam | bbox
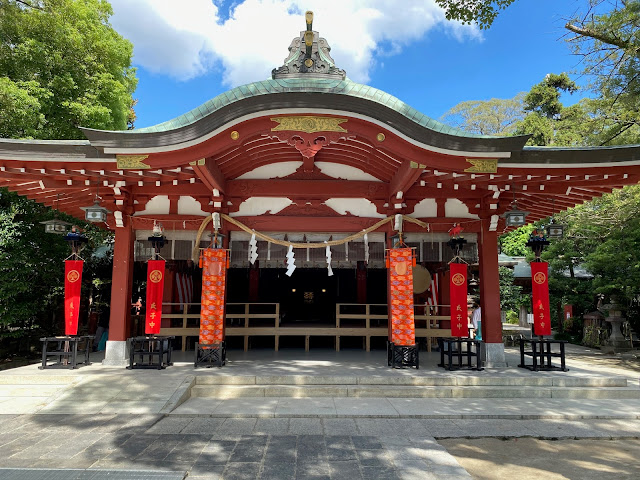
[389,160,423,200]
[226,179,389,199]
[191,157,226,195]
[132,183,210,196]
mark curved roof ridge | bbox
[133,77,497,140]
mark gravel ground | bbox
[441,438,640,480]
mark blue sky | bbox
[109,0,590,130]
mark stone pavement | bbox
[0,345,639,479]
[0,414,471,480]
[1,413,640,479]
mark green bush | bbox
[563,316,582,335]
[554,332,573,342]
[505,310,519,324]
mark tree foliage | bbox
[440,93,525,135]
[0,188,113,346]
[500,224,534,257]
[498,265,525,312]
[540,184,640,333]
[565,1,640,144]
[434,0,517,29]
[0,0,137,139]
[437,1,640,144]
[0,0,131,354]
[513,73,595,146]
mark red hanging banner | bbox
[388,248,415,346]
[145,259,166,334]
[449,263,468,337]
[64,260,83,336]
[200,249,228,345]
[531,262,551,336]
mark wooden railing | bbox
[160,302,452,352]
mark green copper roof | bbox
[134,77,494,139]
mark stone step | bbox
[194,375,627,388]
[190,384,640,399]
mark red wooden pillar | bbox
[478,218,506,366]
[103,217,135,365]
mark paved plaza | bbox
[0,345,639,479]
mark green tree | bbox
[0,0,133,355]
[437,1,640,143]
[541,185,640,332]
[500,224,534,257]
[565,1,640,144]
[0,0,137,139]
[514,73,593,146]
[0,188,111,349]
[434,0,517,29]
[498,266,525,312]
[440,94,525,135]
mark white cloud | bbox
[110,0,480,85]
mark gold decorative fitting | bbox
[230,131,239,140]
[304,31,314,47]
[305,11,313,25]
[304,58,314,68]
[376,133,385,142]
[189,159,206,166]
[410,161,426,169]
[464,158,498,173]
[271,116,348,133]
[116,154,150,169]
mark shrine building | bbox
[2,12,640,367]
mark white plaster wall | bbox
[445,198,479,219]
[177,196,207,216]
[230,197,293,217]
[409,198,437,218]
[324,198,386,218]
[315,162,381,181]
[235,161,302,179]
[134,195,170,215]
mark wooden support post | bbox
[108,220,134,343]
[478,217,507,366]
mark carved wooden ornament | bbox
[116,155,150,169]
[271,116,348,133]
[464,158,498,173]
